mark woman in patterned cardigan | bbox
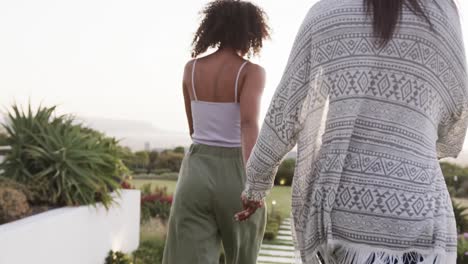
[236,0,467,263]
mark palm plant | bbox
[1,104,127,208]
[458,236,468,264]
[453,199,468,234]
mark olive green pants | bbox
[162,144,266,264]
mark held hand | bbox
[234,194,264,222]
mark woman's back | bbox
[188,52,248,103]
[187,52,249,147]
[163,1,270,263]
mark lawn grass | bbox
[132,179,177,194]
[265,186,292,219]
[132,179,292,218]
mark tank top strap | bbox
[234,61,249,103]
[191,59,198,101]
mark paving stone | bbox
[277,235,293,241]
[261,244,295,251]
[257,256,294,263]
[259,249,295,257]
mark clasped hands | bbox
[234,194,264,221]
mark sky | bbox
[0,0,468,144]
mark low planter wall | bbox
[0,146,10,166]
[0,190,140,264]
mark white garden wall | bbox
[0,190,140,264]
[0,146,9,166]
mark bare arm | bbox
[240,64,266,165]
[183,62,194,137]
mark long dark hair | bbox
[365,0,430,44]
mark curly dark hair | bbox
[192,0,270,58]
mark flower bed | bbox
[138,184,173,224]
[0,190,140,264]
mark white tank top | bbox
[190,59,248,148]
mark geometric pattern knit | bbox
[243,0,467,263]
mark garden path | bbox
[257,218,301,264]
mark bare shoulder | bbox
[241,62,266,95]
[183,59,197,82]
[245,62,266,79]
[184,59,196,73]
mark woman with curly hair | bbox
[162,1,270,263]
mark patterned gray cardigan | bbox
[243,0,467,263]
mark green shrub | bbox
[134,151,150,170]
[263,214,282,241]
[141,185,172,224]
[147,151,159,174]
[0,131,7,146]
[1,104,127,208]
[456,181,468,198]
[155,169,172,175]
[142,200,171,223]
[104,251,132,264]
[157,173,178,181]
[133,172,178,181]
[264,224,279,240]
[219,249,225,264]
[141,183,153,196]
[458,236,468,264]
[140,205,152,225]
[134,238,165,264]
[275,159,295,186]
[173,146,185,154]
[157,151,184,172]
[133,174,159,180]
[453,200,468,234]
[441,162,468,192]
[0,186,31,224]
[124,150,161,174]
[132,168,148,174]
[448,186,457,197]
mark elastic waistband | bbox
[189,144,242,158]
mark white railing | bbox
[0,146,10,151]
[0,146,9,165]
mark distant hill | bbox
[81,117,162,135]
[79,117,191,150]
